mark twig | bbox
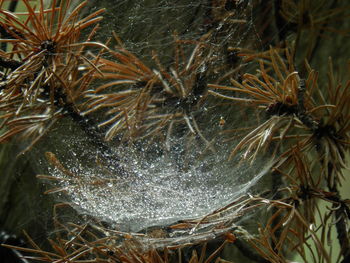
[296,78,319,130]
[53,88,129,176]
[0,57,22,71]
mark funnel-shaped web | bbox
[38,0,268,232]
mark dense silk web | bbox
[38,0,272,232]
[45,132,272,231]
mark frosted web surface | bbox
[46,134,271,231]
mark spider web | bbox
[41,122,272,232]
[36,0,276,233]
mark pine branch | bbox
[0,57,22,71]
[53,88,129,176]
